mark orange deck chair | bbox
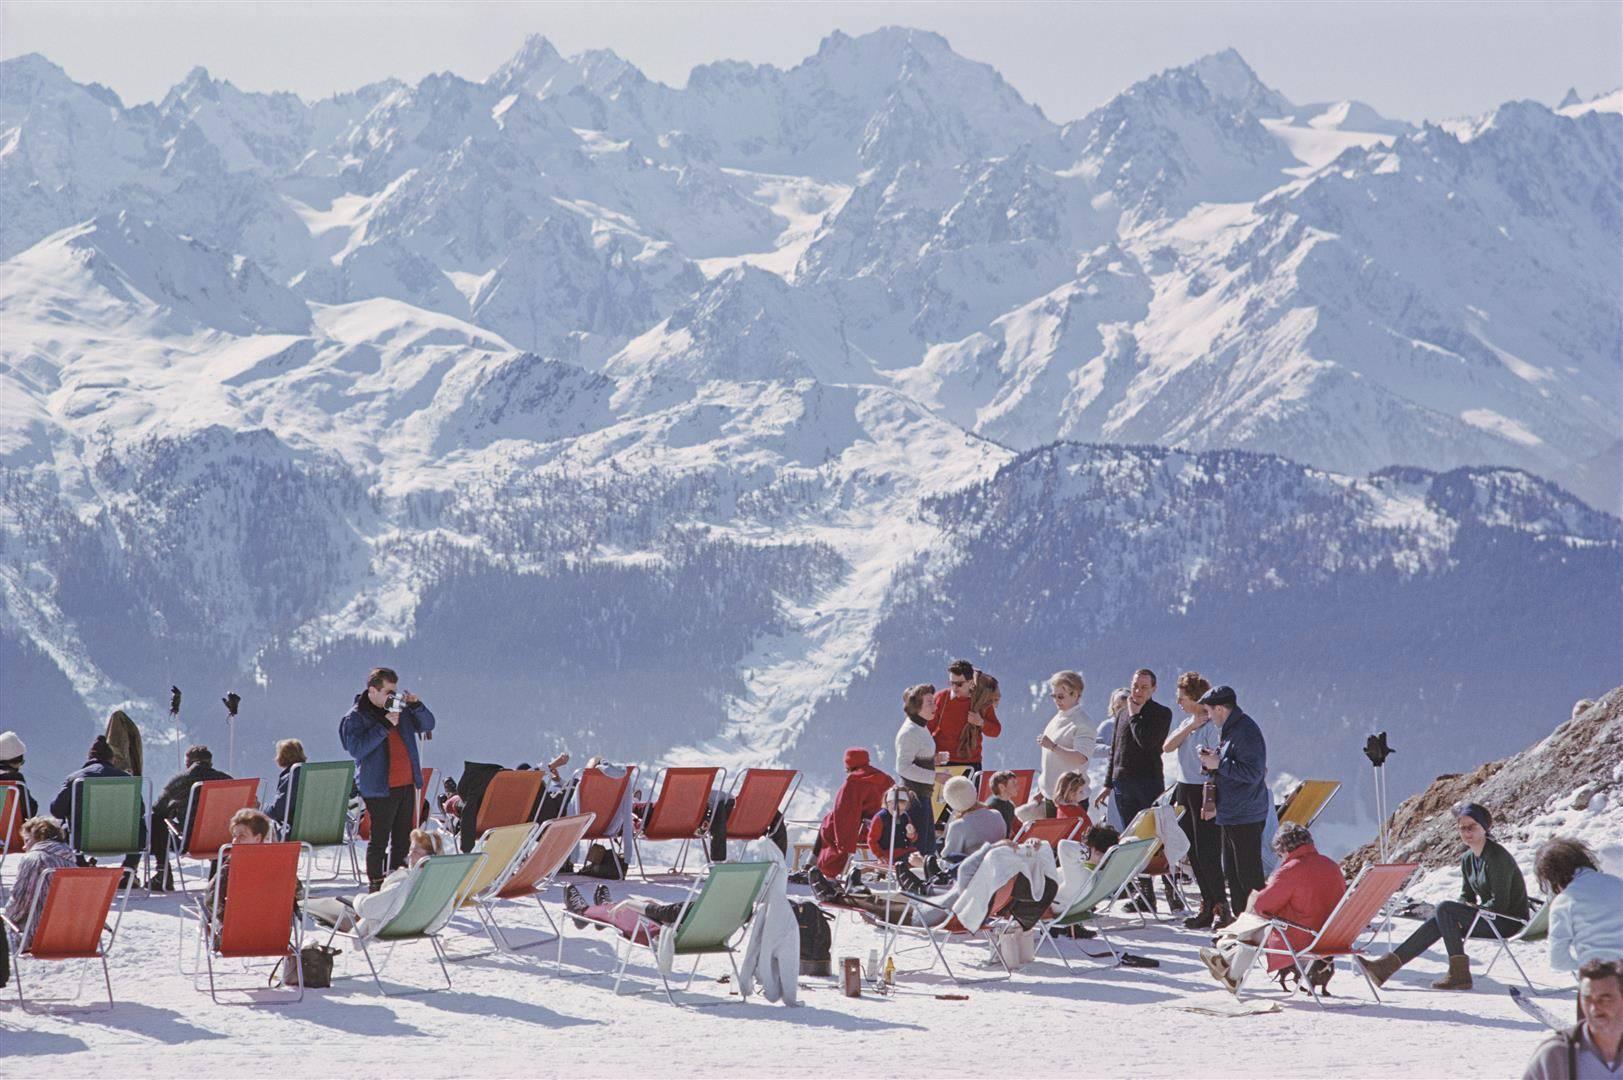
[633,767,725,878]
[3,865,127,1012]
[977,769,1035,805]
[576,766,638,848]
[1013,816,1085,850]
[478,811,596,961]
[475,770,546,834]
[720,768,800,861]
[167,778,261,894]
[193,841,308,1004]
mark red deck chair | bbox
[3,865,127,1012]
[720,768,799,861]
[977,769,1035,805]
[475,770,545,834]
[633,767,725,878]
[869,878,1020,985]
[168,778,261,894]
[1013,816,1085,849]
[478,812,596,962]
[0,779,27,877]
[415,766,436,828]
[1245,861,1419,1007]
[193,841,308,1004]
[576,766,638,846]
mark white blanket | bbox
[738,843,799,1005]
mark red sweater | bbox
[930,690,1001,764]
[817,764,893,877]
[385,727,413,789]
[1251,843,1347,970]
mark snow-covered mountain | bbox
[1,33,1618,812]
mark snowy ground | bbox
[0,844,1570,1079]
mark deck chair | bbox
[977,769,1035,805]
[1466,898,1549,991]
[871,879,1022,985]
[931,765,974,823]
[0,780,26,888]
[444,822,539,958]
[2,865,128,1012]
[1013,816,1085,849]
[478,812,595,960]
[68,776,150,889]
[576,765,637,850]
[474,770,545,833]
[719,768,799,861]
[1246,861,1419,1007]
[330,851,486,996]
[280,761,361,883]
[579,861,774,1006]
[633,767,725,878]
[167,778,262,894]
[1121,804,1188,919]
[1279,780,1341,828]
[1034,837,1159,968]
[191,841,309,1004]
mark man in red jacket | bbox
[1201,822,1346,992]
[931,659,1001,771]
[811,748,892,896]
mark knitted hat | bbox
[87,734,114,763]
[843,747,870,770]
[0,731,24,760]
[943,775,977,814]
[1452,801,1493,832]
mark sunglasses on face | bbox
[950,679,968,688]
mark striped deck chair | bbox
[634,767,725,878]
[1033,837,1158,968]
[2,865,128,1012]
[1248,861,1419,1007]
[478,812,595,961]
[1279,780,1341,829]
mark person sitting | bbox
[0,730,39,854]
[940,776,1008,861]
[1536,837,1623,977]
[149,744,233,891]
[1359,801,1530,991]
[49,735,146,882]
[1,817,76,987]
[1085,824,1121,863]
[984,771,1018,838]
[1199,822,1346,994]
[264,738,307,826]
[867,788,919,865]
[307,827,442,937]
[201,808,275,926]
[1052,770,1094,828]
[1523,960,1623,1080]
[808,748,891,899]
[563,882,686,943]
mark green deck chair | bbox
[333,851,486,996]
[592,861,774,1005]
[1473,897,1552,990]
[1034,837,1158,968]
[70,776,148,888]
[282,761,361,883]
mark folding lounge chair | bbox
[190,841,309,1004]
[1121,804,1189,920]
[443,822,539,958]
[167,778,262,894]
[870,879,1022,985]
[1013,816,1085,849]
[474,770,545,833]
[1279,780,1341,829]
[719,768,799,861]
[633,767,725,878]
[329,851,486,996]
[931,765,974,823]
[1466,898,1550,991]
[1034,836,1158,968]
[977,769,1035,805]
[69,776,151,890]
[578,860,774,1006]
[478,812,595,960]
[576,765,638,853]
[0,780,25,888]
[1245,861,1419,1007]
[2,865,128,1012]
[279,761,362,883]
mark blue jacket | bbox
[49,757,147,845]
[339,693,435,799]
[1212,709,1268,826]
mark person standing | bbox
[340,667,436,892]
[930,660,1001,773]
[1195,685,1268,921]
[894,683,942,858]
[1037,671,1091,811]
[1098,668,1172,911]
[1164,672,1226,928]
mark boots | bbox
[1356,951,1404,988]
[1184,902,1217,930]
[1431,955,1473,990]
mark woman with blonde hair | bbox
[1037,670,1091,808]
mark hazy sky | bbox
[3,1,1619,123]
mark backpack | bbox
[579,842,627,880]
[791,900,833,973]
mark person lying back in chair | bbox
[562,882,686,943]
[306,827,442,937]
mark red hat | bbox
[843,747,869,770]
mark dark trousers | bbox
[903,780,939,857]
[1175,782,1225,911]
[1394,900,1509,962]
[364,785,415,889]
[1220,819,1267,914]
[1113,773,1163,908]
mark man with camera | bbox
[340,667,436,891]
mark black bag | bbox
[580,842,627,880]
[792,900,834,975]
[277,944,339,989]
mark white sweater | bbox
[1549,867,1623,971]
[895,718,937,786]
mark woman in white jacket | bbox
[307,827,441,935]
[1536,837,1623,973]
[895,683,943,858]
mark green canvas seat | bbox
[70,776,149,888]
[329,851,486,995]
[1035,837,1158,968]
[281,761,361,882]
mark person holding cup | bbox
[340,666,437,892]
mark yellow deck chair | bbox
[1280,780,1341,828]
[440,823,540,960]
[930,765,975,823]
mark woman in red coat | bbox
[1250,823,1348,971]
[812,748,892,886]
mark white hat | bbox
[0,731,24,760]
[942,775,977,814]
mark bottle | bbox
[883,954,895,986]
[867,948,879,979]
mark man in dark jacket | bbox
[148,745,233,890]
[1098,668,1173,911]
[1196,685,1269,920]
[49,735,146,879]
[339,667,436,891]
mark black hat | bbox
[1198,685,1238,708]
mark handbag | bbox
[275,944,340,989]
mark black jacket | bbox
[0,763,38,820]
[1106,699,1172,788]
[154,761,235,823]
